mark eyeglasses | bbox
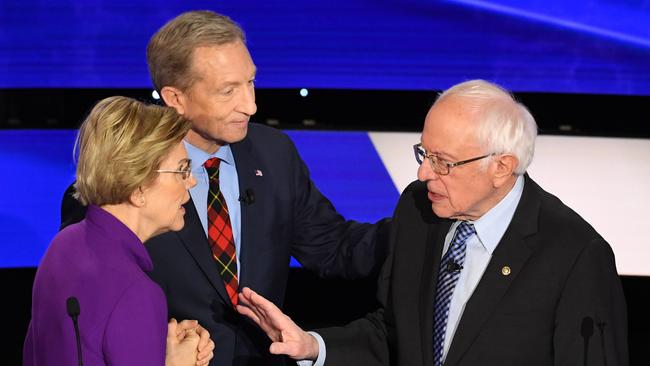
[413,143,492,176]
[156,158,193,180]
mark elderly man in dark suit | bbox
[236,79,628,366]
[60,10,389,366]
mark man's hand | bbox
[236,287,319,360]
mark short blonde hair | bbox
[147,10,245,92]
[74,96,191,206]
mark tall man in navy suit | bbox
[236,80,628,366]
[61,10,389,366]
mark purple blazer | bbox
[24,205,168,365]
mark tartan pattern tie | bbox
[204,157,239,306]
[432,222,475,366]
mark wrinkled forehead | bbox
[189,42,254,75]
[421,98,481,156]
[184,47,253,100]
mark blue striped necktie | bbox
[433,221,476,366]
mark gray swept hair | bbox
[436,79,538,174]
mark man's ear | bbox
[160,86,187,115]
[492,154,518,187]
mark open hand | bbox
[236,287,319,360]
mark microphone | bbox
[595,315,608,366]
[66,297,83,366]
[581,316,593,366]
[445,261,462,273]
[239,188,255,205]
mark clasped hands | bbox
[166,318,215,366]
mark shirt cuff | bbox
[296,331,326,366]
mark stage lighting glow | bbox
[299,88,309,97]
[152,90,160,100]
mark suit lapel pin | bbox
[501,266,511,276]
[255,169,263,176]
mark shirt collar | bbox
[468,175,524,255]
[183,140,235,170]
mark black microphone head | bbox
[245,188,255,204]
[581,316,594,338]
[239,189,255,204]
[67,297,80,317]
[445,261,462,273]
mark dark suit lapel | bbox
[420,219,453,366]
[443,176,541,366]
[176,197,232,305]
[230,136,264,288]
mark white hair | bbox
[436,79,538,175]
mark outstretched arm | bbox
[236,287,320,360]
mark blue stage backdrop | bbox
[0,129,399,268]
[1,0,649,94]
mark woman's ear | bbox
[130,187,146,207]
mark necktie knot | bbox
[443,221,475,266]
[204,157,221,170]
[454,221,476,244]
[204,158,222,181]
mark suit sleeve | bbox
[314,261,393,366]
[308,183,421,365]
[60,182,87,230]
[103,279,168,365]
[554,238,628,366]
[286,136,391,279]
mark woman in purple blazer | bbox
[24,97,214,365]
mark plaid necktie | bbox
[204,157,239,306]
[432,221,475,366]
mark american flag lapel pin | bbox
[255,169,263,177]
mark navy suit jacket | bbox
[318,175,628,366]
[61,123,390,365]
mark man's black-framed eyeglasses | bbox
[413,143,493,176]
